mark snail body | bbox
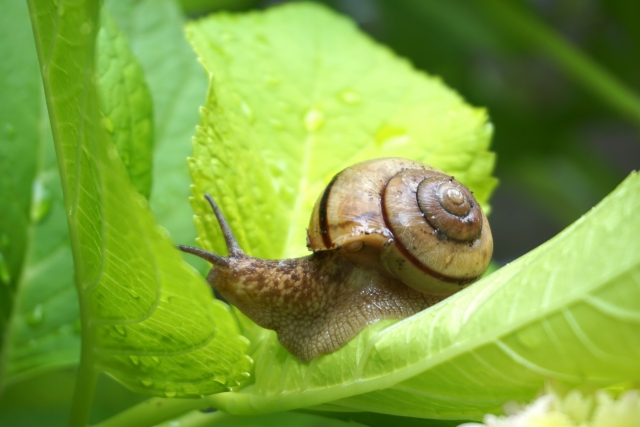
[179,158,492,362]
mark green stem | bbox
[69,353,98,427]
[479,0,640,128]
[92,397,213,427]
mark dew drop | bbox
[108,147,119,160]
[264,74,279,86]
[374,124,410,148]
[338,89,361,105]
[516,328,541,349]
[101,117,114,134]
[129,355,140,366]
[278,101,291,112]
[269,118,284,130]
[256,34,269,45]
[30,179,52,224]
[126,288,140,299]
[73,319,82,334]
[0,252,11,285]
[164,389,177,398]
[140,379,153,387]
[4,123,16,139]
[115,325,127,336]
[151,356,160,363]
[27,304,44,326]
[80,22,92,34]
[240,102,254,123]
[303,108,324,132]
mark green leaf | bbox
[0,0,41,335]
[106,0,210,274]
[204,172,640,418]
[0,0,80,389]
[28,0,250,409]
[96,7,154,199]
[185,3,640,419]
[185,2,496,263]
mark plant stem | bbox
[69,354,98,427]
[479,0,640,128]
[92,397,213,427]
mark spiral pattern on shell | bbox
[307,158,493,295]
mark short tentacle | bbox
[176,244,228,266]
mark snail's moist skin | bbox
[209,250,443,362]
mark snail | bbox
[178,158,493,362]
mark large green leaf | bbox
[201,169,640,420]
[185,3,640,419]
[0,0,80,389]
[28,0,251,402]
[1,0,210,391]
[185,2,496,262]
[96,7,154,199]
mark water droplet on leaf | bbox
[374,124,410,148]
[4,123,16,139]
[80,22,92,34]
[0,252,11,285]
[338,90,361,105]
[304,109,324,132]
[108,147,119,160]
[240,102,254,123]
[269,118,284,130]
[151,356,160,363]
[140,379,153,387]
[264,74,279,85]
[27,304,44,326]
[30,179,52,223]
[115,325,127,336]
[129,355,140,366]
[278,101,291,112]
[164,388,177,398]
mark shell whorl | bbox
[307,158,493,295]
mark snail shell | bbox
[179,158,493,362]
[308,158,492,295]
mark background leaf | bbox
[185,2,496,263]
[96,7,154,199]
[28,0,251,404]
[0,0,79,390]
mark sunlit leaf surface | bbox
[28,0,251,398]
[186,3,640,419]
